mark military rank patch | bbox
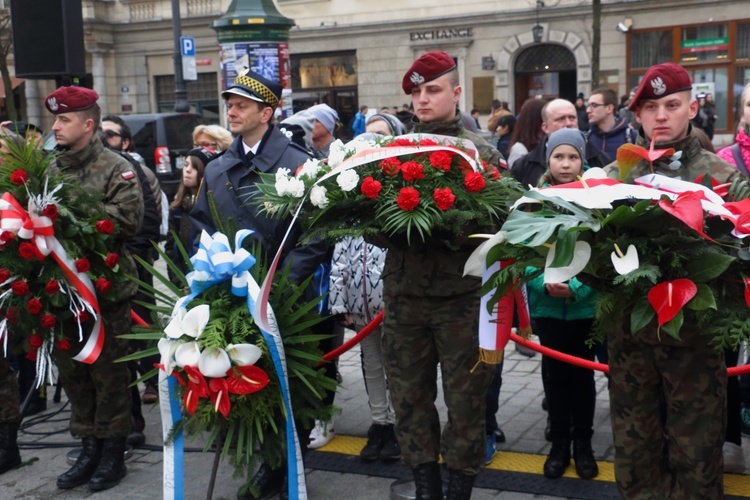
[121,170,135,179]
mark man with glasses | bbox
[586,88,636,162]
[510,98,610,188]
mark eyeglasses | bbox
[103,130,121,138]
[586,102,606,109]
[194,142,218,149]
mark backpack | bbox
[731,143,749,178]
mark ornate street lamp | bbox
[532,0,545,43]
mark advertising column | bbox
[212,0,295,122]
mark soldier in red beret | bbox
[375,51,504,499]
[44,86,144,492]
[605,63,740,498]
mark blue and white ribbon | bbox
[160,229,305,499]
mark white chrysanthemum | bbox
[286,177,306,198]
[327,139,347,168]
[275,168,291,181]
[310,185,329,208]
[336,169,360,192]
[298,158,322,180]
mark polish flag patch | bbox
[121,170,136,180]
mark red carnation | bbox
[75,258,90,273]
[95,219,114,234]
[10,169,28,185]
[396,187,420,211]
[18,242,36,260]
[76,310,90,323]
[429,151,454,172]
[42,204,59,221]
[95,277,111,293]
[380,157,402,177]
[433,187,456,211]
[29,333,43,348]
[0,269,9,284]
[5,307,18,323]
[56,339,71,351]
[0,231,15,243]
[361,177,382,199]
[487,165,501,180]
[464,172,486,192]
[401,161,425,182]
[391,138,416,147]
[45,279,60,295]
[25,349,37,361]
[12,281,29,296]
[104,253,119,268]
[27,298,42,315]
[41,314,56,329]
[419,138,438,146]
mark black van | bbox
[121,113,206,201]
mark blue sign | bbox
[180,37,195,57]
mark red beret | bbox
[629,63,692,111]
[45,86,99,115]
[402,51,457,94]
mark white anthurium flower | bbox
[174,341,202,368]
[310,185,329,208]
[581,167,607,180]
[327,140,347,168]
[164,304,210,340]
[158,337,180,373]
[198,347,232,378]
[463,231,508,277]
[611,243,640,275]
[544,240,591,284]
[336,169,360,192]
[226,343,263,366]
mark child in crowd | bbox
[528,128,599,480]
[327,237,401,461]
[165,147,216,284]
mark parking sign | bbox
[181,37,195,57]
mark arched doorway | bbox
[514,44,577,112]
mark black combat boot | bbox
[360,423,386,461]
[446,469,476,500]
[57,436,102,489]
[89,437,127,491]
[573,439,599,479]
[412,462,443,500]
[543,439,570,479]
[379,424,401,461]
[0,422,21,474]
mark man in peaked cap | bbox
[604,62,740,498]
[43,86,144,492]
[375,51,504,499]
[190,69,329,498]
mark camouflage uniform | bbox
[0,357,20,425]
[605,128,737,499]
[53,135,143,439]
[380,113,501,474]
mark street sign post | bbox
[181,36,198,81]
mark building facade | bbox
[11,0,750,143]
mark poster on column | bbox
[248,43,280,82]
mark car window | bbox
[165,115,205,151]
[132,121,156,151]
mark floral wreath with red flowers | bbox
[255,134,521,244]
[0,139,127,370]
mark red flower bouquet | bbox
[257,133,520,243]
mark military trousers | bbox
[382,292,494,474]
[608,331,726,499]
[0,356,20,424]
[56,301,133,439]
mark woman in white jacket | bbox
[329,236,401,461]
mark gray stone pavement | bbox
[1,331,614,500]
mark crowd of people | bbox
[0,53,748,500]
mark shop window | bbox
[630,31,672,69]
[154,73,218,103]
[738,23,750,63]
[291,52,357,90]
[680,24,729,63]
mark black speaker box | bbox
[11,0,86,78]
